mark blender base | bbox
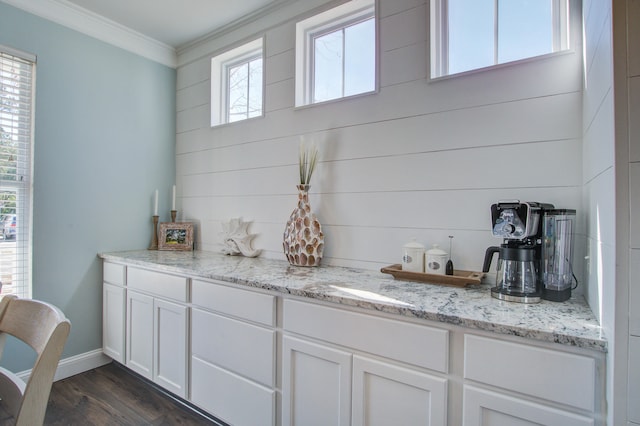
[542,288,571,302]
[491,287,541,303]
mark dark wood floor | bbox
[40,362,223,426]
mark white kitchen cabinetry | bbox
[282,335,352,426]
[125,290,153,378]
[102,262,126,363]
[102,255,606,426]
[282,299,448,426]
[126,267,188,399]
[629,336,640,423]
[352,355,447,426]
[463,334,600,426]
[463,386,593,426]
[190,279,276,426]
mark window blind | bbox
[0,47,34,299]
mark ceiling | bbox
[63,0,282,48]
[2,0,297,67]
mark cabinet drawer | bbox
[191,356,275,426]
[192,279,275,326]
[464,334,596,412]
[192,308,275,387]
[103,262,125,286]
[127,267,187,302]
[283,299,449,373]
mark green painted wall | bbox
[0,3,176,371]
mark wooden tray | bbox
[380,264,484,287]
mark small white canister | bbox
[425,244,448,275]
[402,239,425,273]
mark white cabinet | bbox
[463,334,600,426]
[352,355,447,426]
[282,336,352,426]
[627,336,640,423]
[153,298,188,396]
[190,279,276,426]
[462,386,594,426]
[125,267,188,399]
[282,299,449,426]
[102,262,126,363]
[126,290,154,379]
[102,257,605,426]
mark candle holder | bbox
[171,210,177,222]
[148,215,159,250]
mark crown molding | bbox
[1,0,177,68]
[176,0,340,67]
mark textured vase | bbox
[283,184,324,266]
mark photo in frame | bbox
[158,222,194,251]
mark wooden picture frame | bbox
[158,222,194,251]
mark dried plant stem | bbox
[299,143,318,185]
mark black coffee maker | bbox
[483,201,554,303]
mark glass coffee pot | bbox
[484,245,539,303]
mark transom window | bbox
[211,38,264,127]
[431,0,570,78]
[295,0,376,107]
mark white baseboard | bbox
[17,349,112,382]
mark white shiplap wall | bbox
[175,0,585,279]
[623,0,640,423]
[582,0,615,325]
[581,1,616,421]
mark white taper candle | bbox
[154,189,158,216]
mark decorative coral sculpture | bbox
[220,218,261,257]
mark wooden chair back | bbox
[0,295,71,425]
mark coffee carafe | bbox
[483,201,553,303]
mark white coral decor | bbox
[220,218,261,257]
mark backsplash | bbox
[175,0,585,292]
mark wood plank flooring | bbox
[40,362,223,426]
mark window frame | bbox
[211,37,264,127]
[0,44,35,299]
[295,0,377,107]
[224,52,263,123]
[430,0,571,79]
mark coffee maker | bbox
[482,200,553,303]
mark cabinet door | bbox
[191,356,275,426]
[352,355,447,426]
[103,283,125,363]
[154,298,188,398]
[629,336,640,423]
[126,290,154,379]
[462,386,594,426]
[282,336,352,426]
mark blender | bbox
[541,209,577,301]
[482,201,553,303]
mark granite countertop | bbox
[99,250,607,352]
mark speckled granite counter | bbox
[99,250,607,352]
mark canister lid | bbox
[426,244,447,256]
[403,238,425,249]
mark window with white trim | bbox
[0,46,34,299]
[295,0,376,107]
[431,0,570,78]
[211,38,264,127]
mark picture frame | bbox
[158,222,194,251]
